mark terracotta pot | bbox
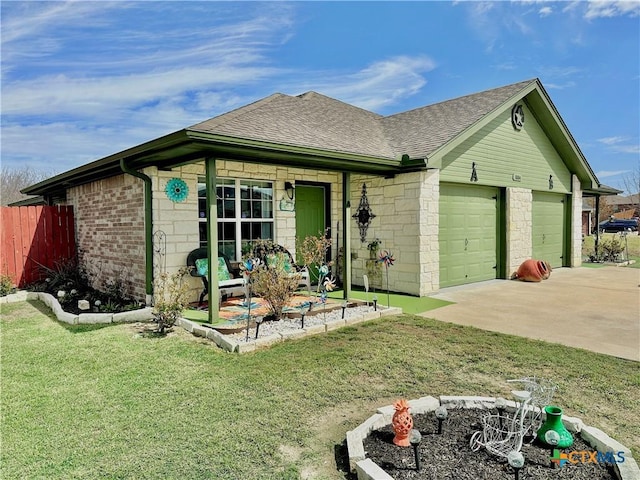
[516,259,551,282]
[392,399,413,447]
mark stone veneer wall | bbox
[570,175,583,267]
[151,161,343,303]
[350,170,439,296]
[67,174,146,301]
[505,187,533,277]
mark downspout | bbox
[120,158,154,305]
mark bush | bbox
[244,239,301,321]
[152,267,191,334]
[599,236,626,262]
[0,273,15,297]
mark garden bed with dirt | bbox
[362,408,617,479]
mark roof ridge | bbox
[385,78,537,119]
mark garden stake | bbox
[507,451,524,480]
[409,429,422,471]
[378,250,395,308]
[545,430,560,469]
[341,301,348,319]
[373,296,377,311]
[254,317,262,339]
[495,397,507,429]
[435,406,448,434]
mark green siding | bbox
[440,184,499,288]
[532,192,566,268]
[440,103,572,193]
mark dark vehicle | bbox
[598,218,639,233]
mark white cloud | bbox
[584,1,640,19]
[596,169,631,178]
[598,136,628,145]
[289,56,437,111]
[539,6,554,17]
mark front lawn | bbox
[1,300,638,479]
[583,232,640,267]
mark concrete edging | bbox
[2,291,153,325]
[347,395,639,480]
[177,306,403,353]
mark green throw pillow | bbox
[195,258,208,276]
[217,257,231,281]
[266,252,293,273]
[195,257,232,281]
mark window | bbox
[198,178,274,260]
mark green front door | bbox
[439,184,499,288]
[295,185,326,283]
[532,192,566,268]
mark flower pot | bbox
[537,405,573,448]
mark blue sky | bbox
[1,1,639,193]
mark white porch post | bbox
[205,157,220,324]
[342,172,352,300]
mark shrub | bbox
[152,267,191,334]
[245,239,301,321]
[0,273,15,297]
[599,236,626,262]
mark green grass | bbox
[2,300,639,479]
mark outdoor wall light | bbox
[545,430,560,468]
[284,181,295,200]
[507,450,525,480]
[549,174,554,190]
[409,429,422,471]
[435,406,448,434]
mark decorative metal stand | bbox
[470,377,557,458]
[153,230,166,275]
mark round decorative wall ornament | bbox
[511,104,525,130]
[165,178,189,203]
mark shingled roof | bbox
[189,79,537,161]
[189,91,396,159]
[382,79,536,158]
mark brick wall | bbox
[67,174,146,301]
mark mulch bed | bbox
[362,408,617,479]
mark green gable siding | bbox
[439,104,572,193]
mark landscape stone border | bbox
[177,306,403,353]
[2,291,403,354]
[347,395,639,480]
[1,291,154,324]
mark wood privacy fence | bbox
[1,206,76,287]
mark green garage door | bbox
[532,192,566,268]
[440,184,499,288]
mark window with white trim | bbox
[198,177,274,260]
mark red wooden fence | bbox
[1,206,76,287]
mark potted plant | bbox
[367,238,381,259]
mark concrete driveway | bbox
[422,266,640,361]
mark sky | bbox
[1,1,639,193]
